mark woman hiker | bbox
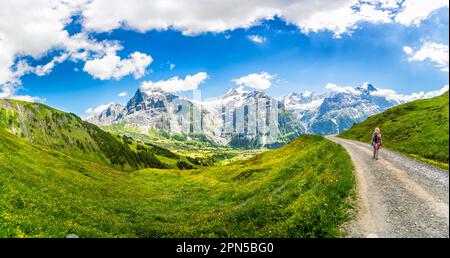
[371,127,382,160]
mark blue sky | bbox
[1,1,448,116]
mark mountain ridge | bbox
[88,83,446,147]
[0,99,175,171]
[89,85,303,147]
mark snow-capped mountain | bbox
[88,86,302,147]
[88,82,410,146]
[279,83,399,134]
[279,91,325,110]
[94,103,126,125]
[203,86,303,147]
[89,87,225,143]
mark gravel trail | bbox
[326,135,449,238]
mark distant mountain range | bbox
[279,83,399,134]
[340,91,449,168]
[89,86,303,147]
[88,83,416,147]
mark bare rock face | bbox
[89,87,225,144]
[88,103,126,125]
[87,86,301,147]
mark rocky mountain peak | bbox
[88,82,406,144]
[357,82,378,93]
[223,86,247,97]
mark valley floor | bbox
[327,136,449,238]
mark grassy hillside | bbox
[0,99,175,171]
[0,129,355,238]
[339,92,449,169]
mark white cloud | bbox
[395,0,449,26]
[118,91,127,97]
[248,35,266,44]
[81,0,277,35]
[402,46,413,55]
[63,32,123,62]
[141,72,208,93]
[1,0,448,99]
[292,2,393,37]
[83,51,153,80]
[324,82,448,103]
[232,72,274,90]
[404,41,449,72]
[0,1,130,100]
[35,53,69,76]
[85,102,114,116]
[0,60,38,100]
[79,0,447,37]
[377,0,401,9]
[10,95,46,103]
[371,85,449,102]
[0,0,82,99]
[325,83,362,95]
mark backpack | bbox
[373,132,378,143]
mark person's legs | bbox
[373,145,376,159]
[375,146,379,160]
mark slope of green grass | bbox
[339,92,449,169]
[0,99,168,171]
[0,128,355,238]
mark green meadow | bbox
[0,128,355,237]
[339,92,449,169]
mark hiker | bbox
[371,127,382,160]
